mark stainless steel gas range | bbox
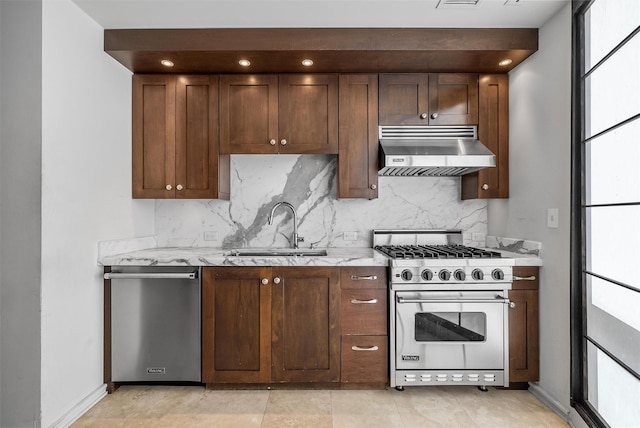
[373,230,515,390]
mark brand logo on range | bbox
[391,158,406,163]
[402,355,419,361]
[147,367,166,374]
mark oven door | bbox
[395,290,509,371]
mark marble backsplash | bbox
[155,154,488,248]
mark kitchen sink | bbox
[228,248,328,257]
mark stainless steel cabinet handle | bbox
[273,277,281,284]
[269,139,277,146]
[431,112,439,119]
[350,298,378,304]
[513,275,537,281]
[261,278,269,285]
[166,184,173,191]
[104,272,197,280]
[280,139,287,146]
[352,345,379,352]
[420,113,428,119]
[350,275,378,281]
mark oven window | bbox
[415,312,486,342]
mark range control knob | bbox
[401,269,413,281]
[492,269,505,281]
[439,269,451,281]
[471,269,484,281]
[453,269,466,281]
[421,269,434,281]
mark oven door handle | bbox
[397,295,515,308]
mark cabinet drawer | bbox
[341,335,388,383]
[341,289,387,335]
[512,266,539,290]
[341,266,387,289]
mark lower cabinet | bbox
[203,265,389,386]
[202,266,341,384]
[340,267,388,384]
[509,266,540,385]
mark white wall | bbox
[41,0,154,425]
[0,1,43,426]
[488,2,573,420]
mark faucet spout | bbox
[268,202,300,249]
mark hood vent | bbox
[378,125,496,177]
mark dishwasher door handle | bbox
[104,272,198,280]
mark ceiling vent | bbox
[436,0,481,8]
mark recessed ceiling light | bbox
[498,58,513,67]
[160,59,174,67]
[301,59,314,67]
[239,59,251,67]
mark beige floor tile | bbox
[393,388,478,427]
[331,389,400,416]
[193,389,269,415]
[261,414,333,428]
[332,413,405,428]
[265,390,332,416]
[189,413,263,427]
[72,417,126,428]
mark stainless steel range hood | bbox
[378,126,496,177]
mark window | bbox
[572,1,640,427]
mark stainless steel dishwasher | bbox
[105,266,201,382]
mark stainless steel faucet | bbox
[268,202,302,249]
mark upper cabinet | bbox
[132,74,229,199]
[338,75,379,199]
[378,73,479,126]
[220,74,338,155]
[462,74,509,199]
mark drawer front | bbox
[341,266,387,289]
[341,289,387,335]
[512,266,539,291]
[341,335,388,383]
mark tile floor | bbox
[73,385,569,427]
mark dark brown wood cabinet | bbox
[509,266,540,385]
[132,74,229,199]
[337,74,379,199]
[379,73,478,126]
[202,266,340,384]
[220,74,338,155]
[340,267,388,384]
[462,74,509,199]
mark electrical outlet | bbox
[343,231,358,241]
[204,231,219,241]
[547,208,559,229]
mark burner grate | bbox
[374,244,501,259]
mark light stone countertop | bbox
[98,247,389,267]
[98,246,541,267]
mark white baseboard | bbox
[528,382,572,424]
[49,384,107,428]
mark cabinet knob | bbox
[370,184,377,190]
[420,113,428,119]
[165,184,172,191]
[431,113,439,119]
[176,184,184,191]
[261,278,269,285]
[273,277,281,284]
[280,139,287,146]
[482,184,489,190]
[269,139,277,146]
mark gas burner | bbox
[375,244,502,260]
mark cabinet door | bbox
[132,74,176,198]
[271,267,341,382]
[379,74,429,125]
[219,75,279,154]
[202,267,272,383]
[462,74,509,199]
[175,75,227,199]
[338,74,379,199]
[278,75,338,154]
[428,73,478,125]
[509,266,539,383]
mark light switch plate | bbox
[547,208,559,229]
[343,231,358,241]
